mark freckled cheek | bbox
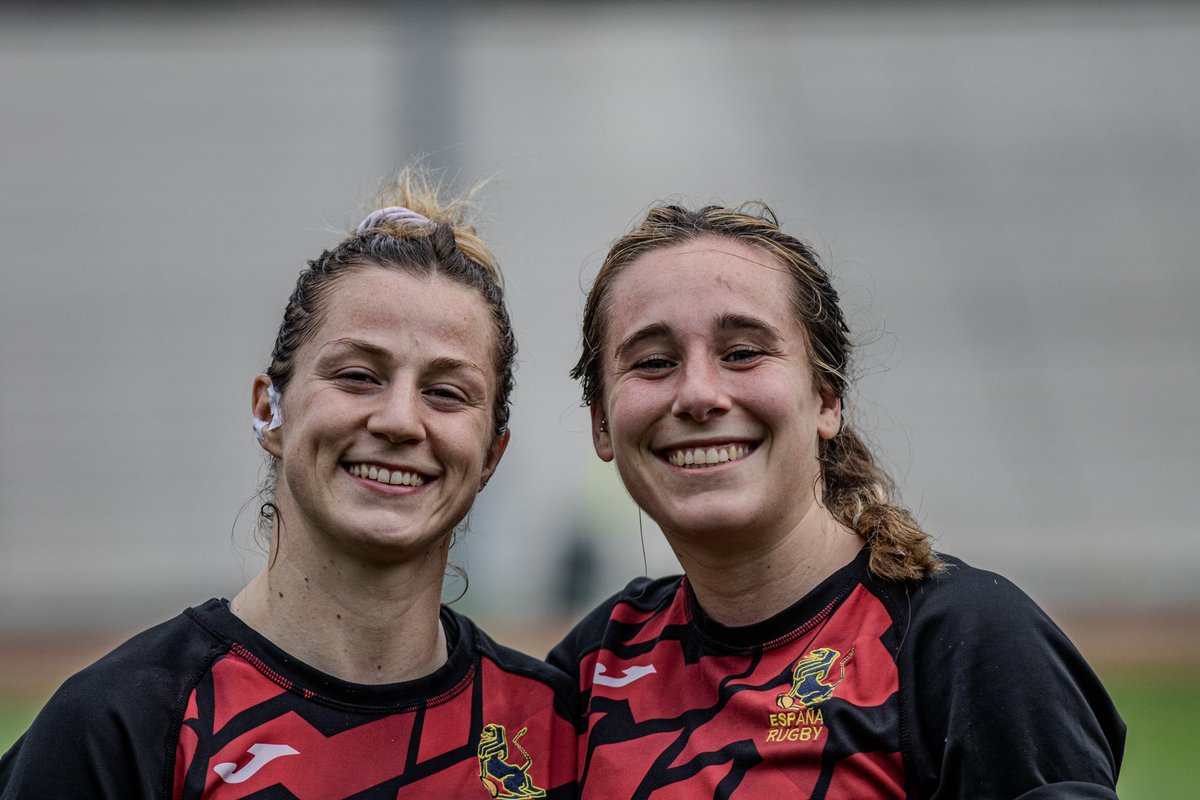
[280,405,357,469]
[606,387,665,437]
[747,377,822,415]
[445,425,496,477]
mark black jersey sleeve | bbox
[1,669,160,798]
[882,559,1126,799]
[0,613,224,799]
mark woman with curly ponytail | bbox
[551,201,1124,798]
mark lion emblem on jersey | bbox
[776,646,855,709]
[477,723,547,798]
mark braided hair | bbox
[257,169,515,549]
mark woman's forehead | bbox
[307,268,496,360]
[607,238,797,330]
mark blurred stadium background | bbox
[2,2,1197,795]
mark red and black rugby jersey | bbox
[549,547,1125,799]
[1,600,576,799]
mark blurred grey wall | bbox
[2,2,1197,637]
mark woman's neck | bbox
[231,545,449,685]
[668,499,864,628]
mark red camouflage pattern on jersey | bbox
[172,650,574,799]
[577,583,903,799]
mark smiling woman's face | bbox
[592,235,841,547]
[254,265,507,564]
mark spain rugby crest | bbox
[477,723,547,798]
[776,646,855,710]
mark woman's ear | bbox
[252,374,284,457]
[591,403,614,462]
[479,429,511,491]
[816,389,842,441]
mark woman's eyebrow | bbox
[427,355,486,379]
[614,315,784,360]
[319,341,486,379]
[717,313,784,341]
[614,322,672,361]
[320,337,392,361]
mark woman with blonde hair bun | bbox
[1,168,576,798]
[551,201,1125,798]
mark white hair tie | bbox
[356,206,433,233]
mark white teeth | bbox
[389,471,419,486]
[348,464,425,487]
[667,445,751,468]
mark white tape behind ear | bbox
[252,384,283,443]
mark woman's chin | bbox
[650,501,765,548]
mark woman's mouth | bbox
[345,463,427,487]
[662,443,756,469]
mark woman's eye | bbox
[725,347,763,364]
[426,386,468,404]
[336,370,378,386]
[633,355,675,372]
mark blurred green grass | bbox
[1103,669,1200,799]
[2,669,1196,796]
[0,699,40,755]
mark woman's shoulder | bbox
[587,574,686,621]
[871,551,1053,631]
[53,601,227,709]
[0,602,230,797]
[546,575,685,676]
[876,556,1126,796]
[877,552,1112,697]
[567,574,685,635]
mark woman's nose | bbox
[366,384,427,443]
[671,359,731,422]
